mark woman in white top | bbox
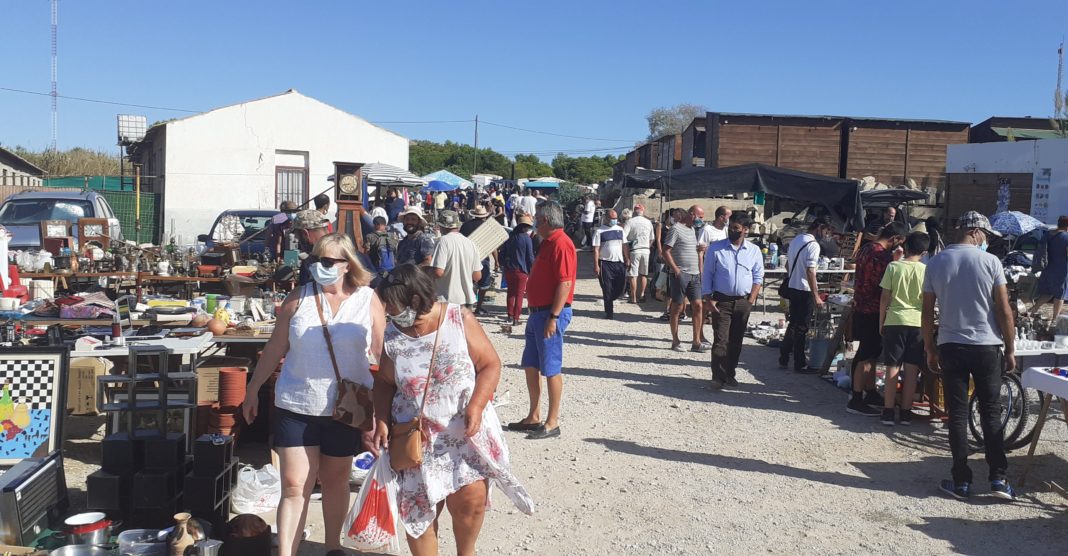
[373,264,533,556]
[242,233,385,556]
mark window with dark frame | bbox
[275,166,308,208]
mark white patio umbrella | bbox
[361,162,427,187]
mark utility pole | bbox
[50,0,58,151]
[473,114,479,178]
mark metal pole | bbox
[473,114,479,177]
[135,165,141,244]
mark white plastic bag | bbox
[231,464,281,515]
[343,454,402,554]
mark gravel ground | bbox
[62,250,1068,554]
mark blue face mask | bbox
[694,218,704,227]
[609,219,618,226]
[979,240,989,252]
[309,261,341,286]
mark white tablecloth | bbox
[1022,367,1068,398]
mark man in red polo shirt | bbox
[508,200,575,440]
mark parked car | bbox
[771,188,929,247]
[197,210,278,257]
[0,190,123,250]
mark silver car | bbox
[0,190,123,250]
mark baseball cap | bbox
[292,209,329,231]
[956,211,1002,238]
[437,210,461,229]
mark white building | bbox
[946,138,1068,225]
[130,89,409,243]
[0,146,44,188]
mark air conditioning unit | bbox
[0,451,69,546]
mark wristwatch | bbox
[550,314,559,320]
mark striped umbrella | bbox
[361,162,427,187]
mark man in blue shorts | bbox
[509,201,575,440]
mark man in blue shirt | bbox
[701,214,764,389]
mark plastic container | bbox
[117,528,165,555]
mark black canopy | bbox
[622,163,864,230]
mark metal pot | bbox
[55,512,122,546]
[49,544,117,555]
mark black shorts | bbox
[881,325,924,366]
[669,272,701,304]
[852,312,883,362]
[273,407,362,457]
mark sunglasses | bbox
[317,256,347,269]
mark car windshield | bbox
[239,216,271,241]
[0,199,94,225]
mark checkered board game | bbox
[0,359,58,410]
[0,351,64,465]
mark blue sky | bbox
[1,0,1065,159]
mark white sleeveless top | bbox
[275,283,375,416]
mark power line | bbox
[480,119,637,143]
[0,86,199,112]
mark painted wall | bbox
[947,139,1068,224]
[159,91,408,243]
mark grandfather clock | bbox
[333,161,365,252]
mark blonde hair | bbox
[311,233,371,288]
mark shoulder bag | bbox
[389,302,447,472]
[778,239,816,299]
[313,283,375,431]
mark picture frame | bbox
[0,346,69,466]
[39,220,70,240]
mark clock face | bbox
[339,174,360,195]
[46,224,67,237]
[83,224,105,237]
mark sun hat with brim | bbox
[956,210,1002,238]
[517,214,533,226]
[398,205,428,221]
[469,206,490,218]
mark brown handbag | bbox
[389,303,446,472]
[313,283,375,431]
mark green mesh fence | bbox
[99,190,160,244]
[42,177,161,243]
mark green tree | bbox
[645,103,706,141]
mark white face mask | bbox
[309,261,341,286]
[387,307,418,328]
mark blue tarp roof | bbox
[421,170,472,190]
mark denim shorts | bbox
[521,307,572,377]
[273,407,362,457]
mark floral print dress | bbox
[384,304,534,538]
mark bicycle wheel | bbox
[1005,384,1044,450]
[968,376,1014,446]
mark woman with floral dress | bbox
[372,264,533,556]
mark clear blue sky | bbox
[1,0,1065,159]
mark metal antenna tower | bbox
[50,0,58,151]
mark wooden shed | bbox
[681,117,706,168]
[701,112,969,189]
[969,116,1061,143]
[705,113,844,177]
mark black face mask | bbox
[728,230,744,242]
[403,224,419,234]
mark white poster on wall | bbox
[1032,168,1052,223]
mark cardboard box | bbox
[197,356,250,405]
[67,357,112,415]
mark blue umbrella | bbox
[424,180,455,192]
[989,211,1046,237]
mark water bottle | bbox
[354,452,376,470]
[769,243,779,268]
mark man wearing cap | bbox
[461,204,495,315]
[431,210,483,306]
[593,209,628,319]
[624,204,654,304]
[923,211,1016,501]
[396,206,436,267]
